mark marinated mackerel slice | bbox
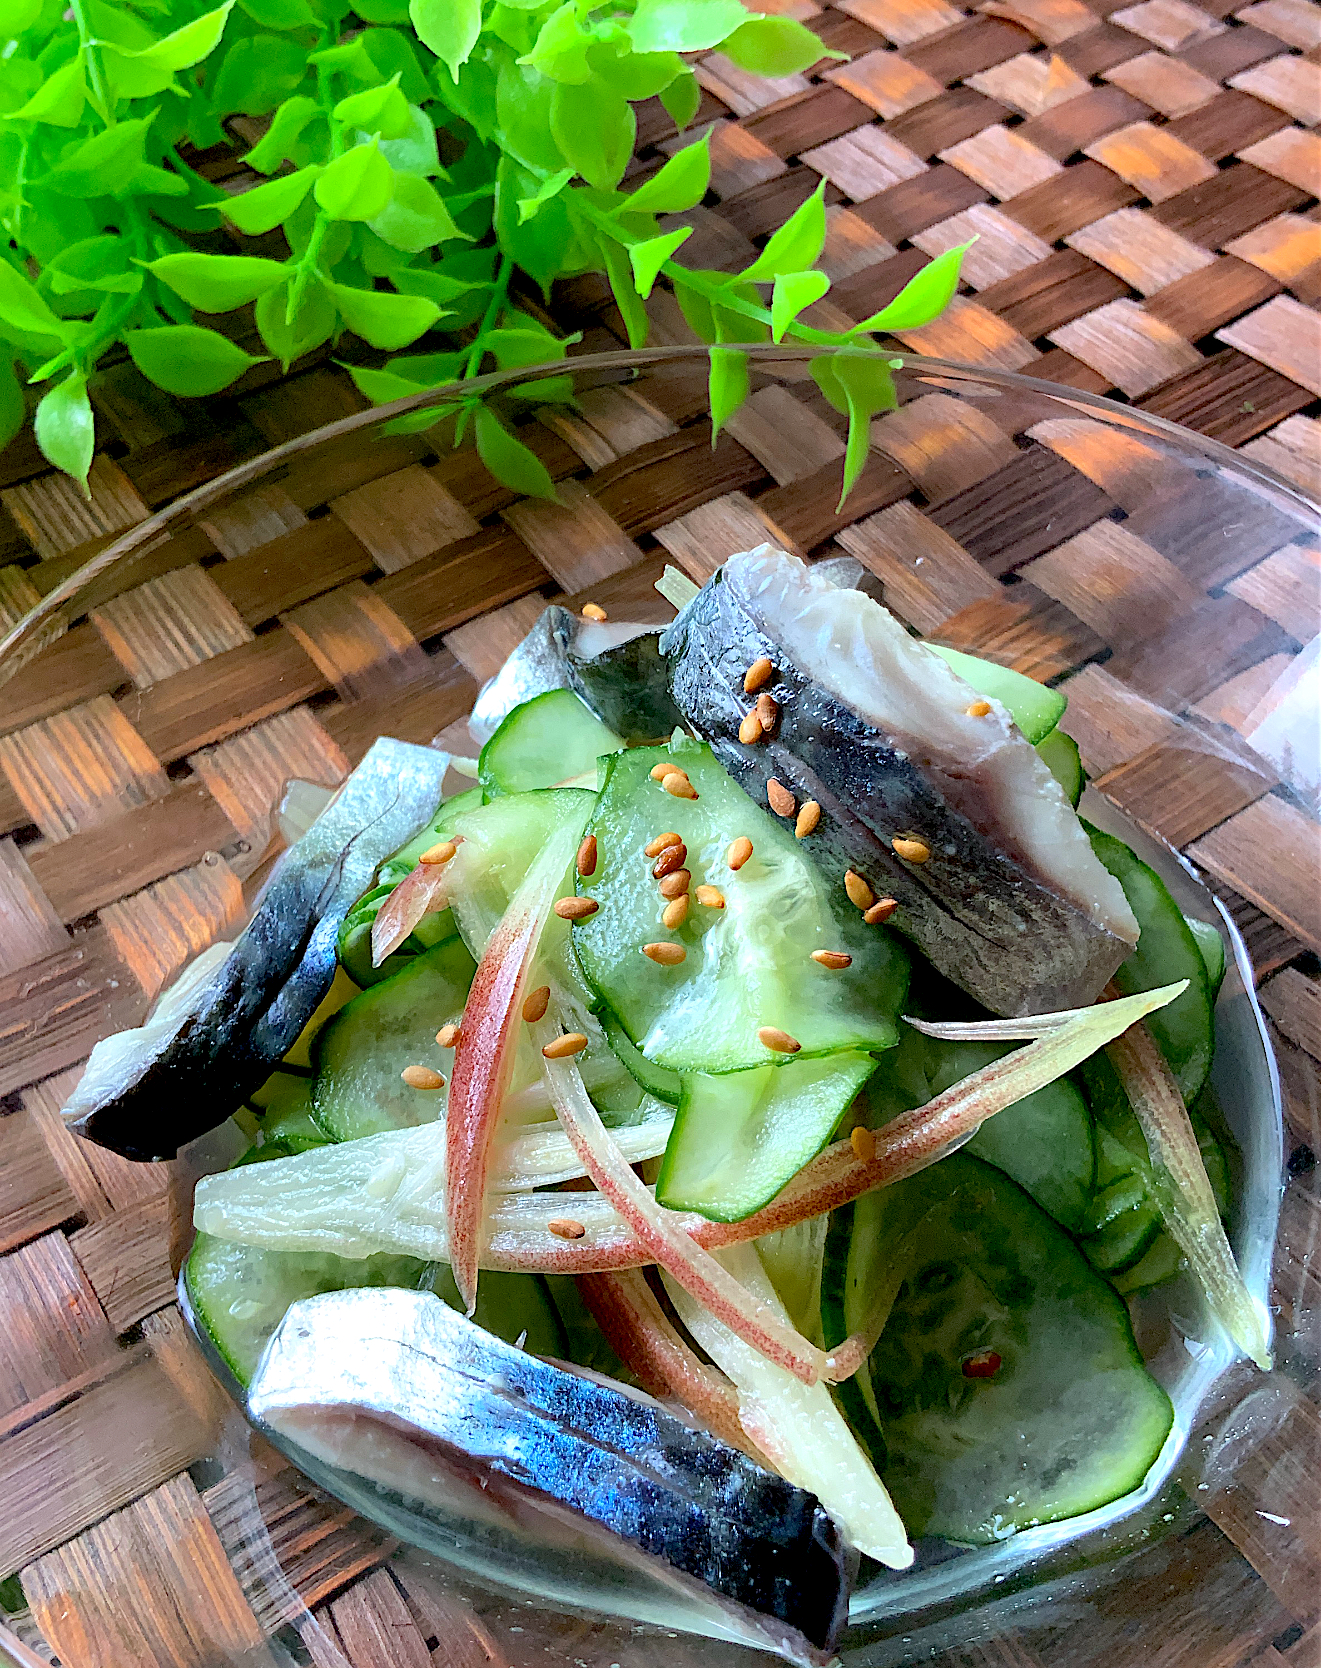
[63,738,449,1161]
[250,1287,854,1666]
[470,604,681,746]
[662,549,1137,1017]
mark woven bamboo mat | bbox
[0,0,1319,1662]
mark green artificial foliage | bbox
[0,0,969,500]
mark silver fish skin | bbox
[470,606,680,746]
[249,1287,854,1664]
[62,739,448,1161]
[662,554,1135,1017]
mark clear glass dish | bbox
[1,345,1314,1667]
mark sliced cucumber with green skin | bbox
[186,1233,563,1387]
[378,786,483,888]
[656,1053,878,1222]
[1082,1199,1162,1274]
[603,1011,682,1106]
[338,883,453,987]
[1085,822,1214,1102]
[339,783,482,982]
[186,1231,432,1385]
[312,934,476,1141]
[1036,728,1084,807]
[479,689,623,799]
[920,1036,1096,1234]
[1187,915,1226,999]
[926,646,1066,743]
[1112,1233,1184,1295]
[444,786,648,1125]
[862,1154,1174,1544]
[574,741,909,1074]
[1082,1168,1149,1233]
[251,1072,329,1153]
[449,787,596,960]
[864,1025,1096,1234]
[1102,1098,1231,1294]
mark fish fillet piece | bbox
[249,1287,853,1664]
[663,548,1136,1016]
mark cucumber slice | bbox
[1085,823,1214,1102]
[1101,1100,1230,1294]
[312,935,476,1141]
[656,1052,878,1222]
[865,1028,1096,1233]
[1081,1169,1150,1233]
[186,1233,563,1387]
[444,786,648,1125]
[186,1231,431,1385]
[1111,1232,1184,1295]
[574,741,909,1074]
[252,1073,329,1153]
[338,883,442,987]
[1081,1199,1161,1273]
[449,787,596,959]
[920,1037,1096,1233]
[479,689,623,799]
[341,785,485,977]
[603,1011,682,1105]
[1186,916,1226,998]
[925,646,1066,744]
[1036,727,1083,807]
[863,1155,1174,1544]
[378,786,483,887]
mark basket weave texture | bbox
[0,0,1318,1662]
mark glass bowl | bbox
[0,346,1315,1668]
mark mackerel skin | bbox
[250,1287,853,1664]
[63,740,448,1161]
[470,606,680,746]
[663,576,1131,1017]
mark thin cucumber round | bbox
[863,1155,1174,1544]
[311,934,476,1141]
[186,1232,564,1388]
[448,787,596,960]
[251,1072,329,1153]
[1112,1233,1184,1295]
[574,741,909,1074]
[920,1036,1096,1234]
[1035,727,1083,807]
[1186,915,1226,998]
[1085,822,1214,1102]
[925,646,1066,743]
[338,883,448,987]
[656,1052,877,1222]
[1081,1200,1161,1274]
[602,1011,682,1105]
[186,1230,432,1385]
[865,1025,1096,1234]
[479,689,623,798]
[377,786,483,888]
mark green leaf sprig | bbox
[0,0,968,502]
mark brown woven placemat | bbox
[0,3,1318,1663]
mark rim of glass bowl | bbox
[1,344,1317,680]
